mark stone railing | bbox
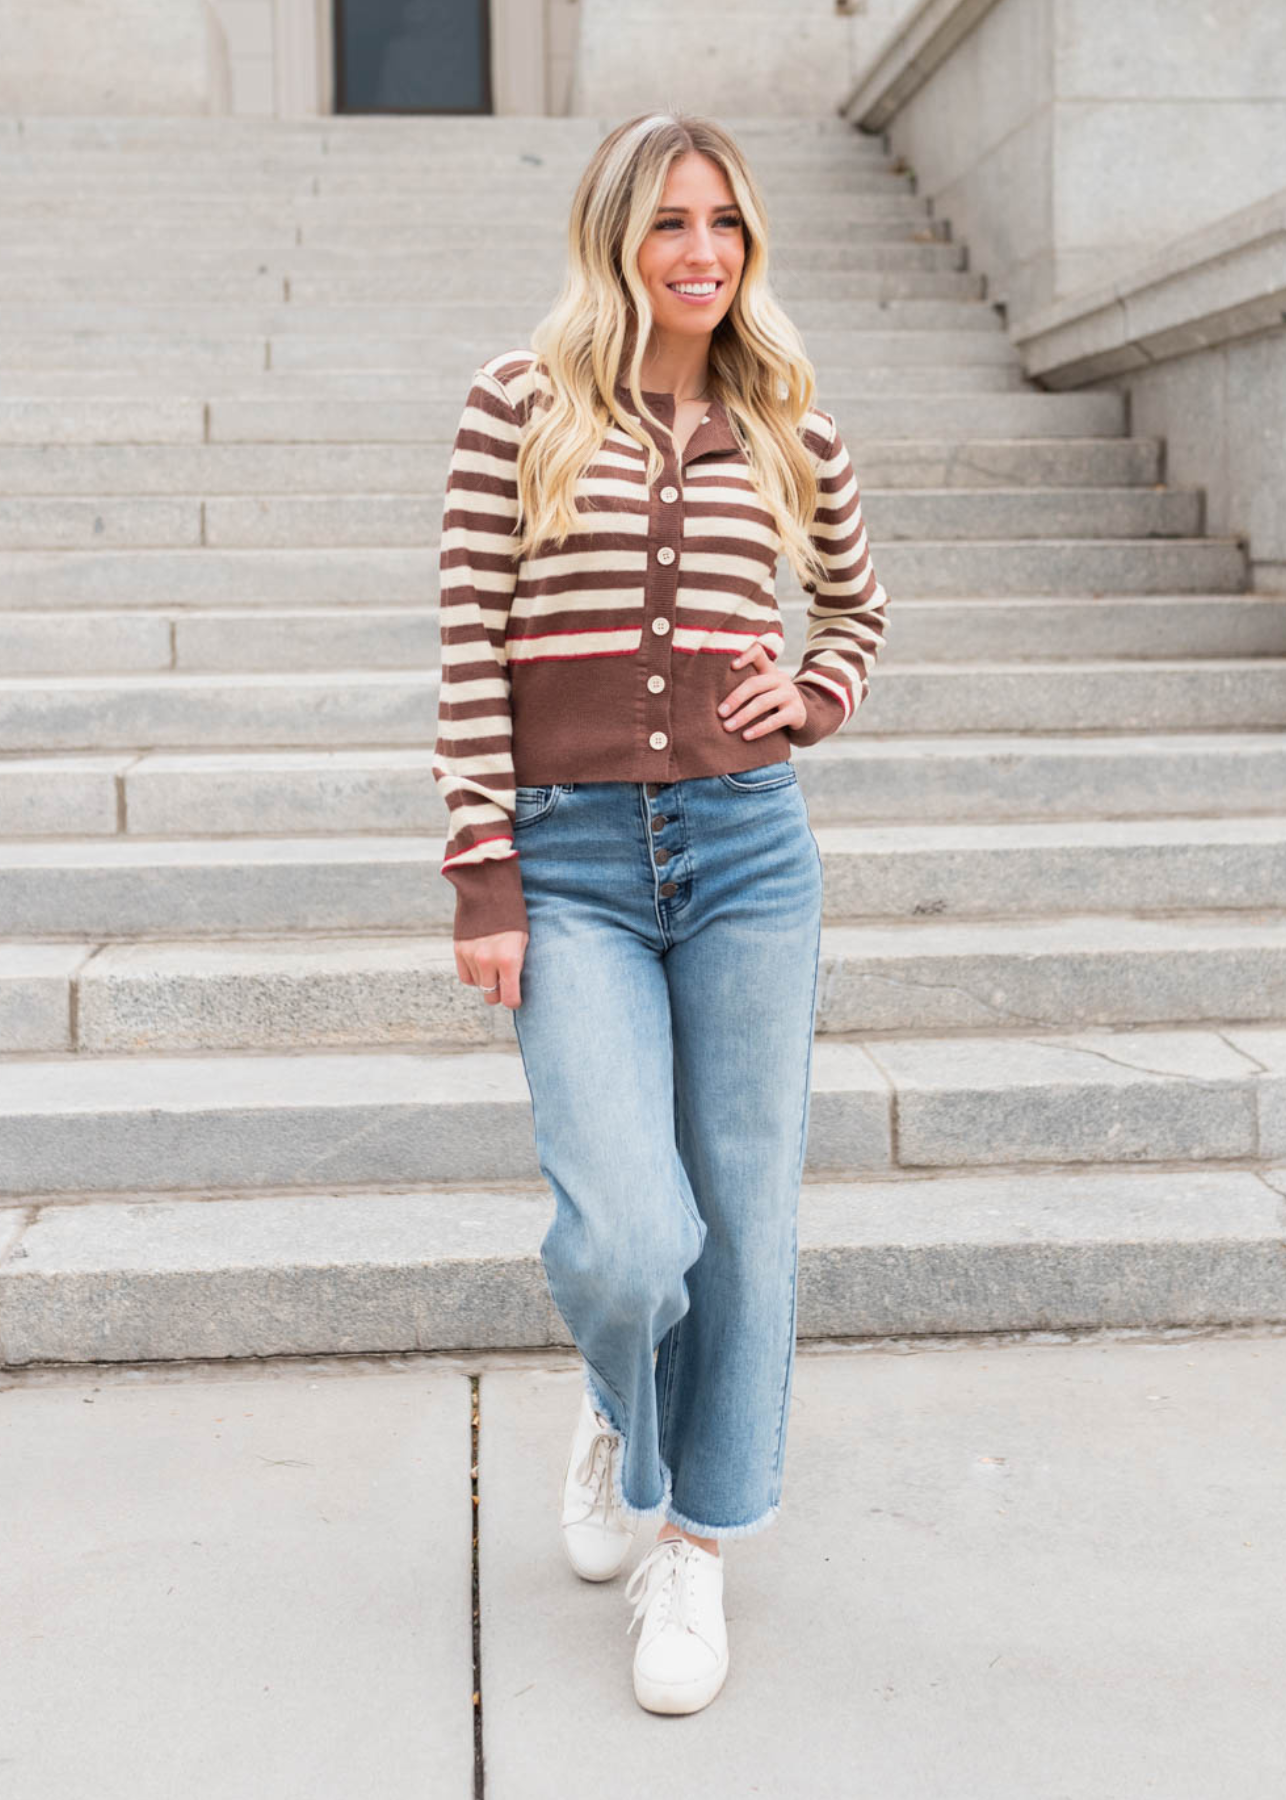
[1010,192,1286,389]
[838,0,1286,590]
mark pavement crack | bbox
[1021,1038,1237,1089]
[276,1114,399,1182]
[855,969,1055,1028]
[1256,1171,1286,1218]
[471,1373,484,1798]
[1215,1032,1272,1078]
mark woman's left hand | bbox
[716,641,808,739]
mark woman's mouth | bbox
[666,279,723,305]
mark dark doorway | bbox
[334,0,492,113]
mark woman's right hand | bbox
[455,930,529,1009]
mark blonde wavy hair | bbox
[508,111,831,590]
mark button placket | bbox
[643,436,684,769]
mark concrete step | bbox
[1,660,1282,753]
[0,145,907,171]
[2,169,918,207]
[0,391,1126,446]
[0,267,989,305]
[847,659,1286,734]
[0,1023,1280,1197]
[0,133,901,165]
[6,595,1280,677]
[0,142,900,172]
[0,361,1029,398]
[0,486,1202,552]
[1,236,968,275]
[0,119,882,158]
[4,1163,1281,1364]
[4,220,951,266]
[0,498,205,550]
[264,328,1023,371]
[0,114,879,154]
[0,537,1243,608]
[8,914,1286,1056]
[15,149,898,172]
[2,817,1285,939]
[0,296,1010,337]
[0,399,204,447]
[11,149,903,179]
[0,436,1160,496]
[0,324,1030,379]
[1,188,930,226]
[2,731,1282,841]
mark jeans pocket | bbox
[513,784,563,828]
[717,759,798,793]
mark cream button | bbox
[660,485,679,503]
[647,674,665,693]
[656,545,676,565]
[651,617,670,635]
[649,731,668,750]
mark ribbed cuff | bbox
[781,677,848,748]
[447,850,530,942]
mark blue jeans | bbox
[510,761,825,1540]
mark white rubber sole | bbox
[633,1644,730,1715]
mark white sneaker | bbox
[624,1535,729,1714]
[559,1388,639,1581]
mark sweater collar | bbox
[610,378,741,464]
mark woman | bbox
[432,111,889,1715]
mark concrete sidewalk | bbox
[2,1328,1284,1798]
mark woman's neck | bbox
[633,339,712,405]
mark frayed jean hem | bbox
[663,1498,782,1541]
[580,1365,783,1541]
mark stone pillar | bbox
[274,0,327,117]
[0,0,232,114]
[491,0,548,115]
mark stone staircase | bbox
[1,113,1284,1367]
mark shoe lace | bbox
[572,1420,619,1528]
[623,1538,695,1638]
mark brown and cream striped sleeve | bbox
[432,367,529,942]
[782,411,891,747]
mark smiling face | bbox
[635,150,746,343]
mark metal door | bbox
[334,0,492,113]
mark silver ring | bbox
[481,981,501,992]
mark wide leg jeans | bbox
[509,760,825,1540]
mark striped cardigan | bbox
[432,347,890,940]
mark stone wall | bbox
[570,0,921,117]
[0,0,232,114]
[843,0,1286,322]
